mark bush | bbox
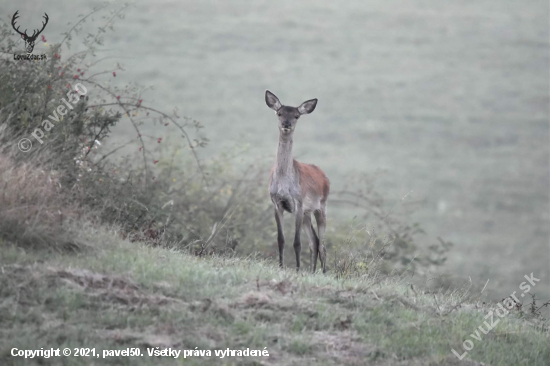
[0,4,273,256]
[329,173,453,277]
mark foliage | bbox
[76,145,275,256]
[329,173,453,277]
[0,4,272,256]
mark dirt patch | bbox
[100,329,178,348]
[232,289,301,314]
[0,264,184,310]
[241,291,274,308]
[309,330,375,366]
[54,268,140,291]
[267,279,296,295]
[191,298,235,322]
[48,267,184,309]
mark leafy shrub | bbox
[0,4,273,256]
[329,173,453,277]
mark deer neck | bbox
[275,136,294,178]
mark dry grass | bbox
[0,153,83,250]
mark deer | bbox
[11,10,49,54]
[265,90,330,273]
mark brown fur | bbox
[268,160,330,204]
[294,160,330,203]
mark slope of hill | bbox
[1,228,548,366]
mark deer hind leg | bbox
[303,212,320,273]
[314,204,327,273]
[274,204,285,268]
[293,205,304,271]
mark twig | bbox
[89,101,208,188]
[59,4,110,48]
[79,81,149,184]
[433,293,442,316]
[480,279,490,294]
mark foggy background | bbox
[3,0,548,300]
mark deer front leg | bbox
[274,204,285,268]
[293,205,303,271]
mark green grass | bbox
[0,230,548,366]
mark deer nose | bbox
[282,122,291,129]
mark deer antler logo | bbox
[11,10,49,54]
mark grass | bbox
[0,227,548,366]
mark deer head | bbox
[265,90,317,140]
[12,11,49,54]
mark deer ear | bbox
[298,99,317,115]
[265,90,282,111]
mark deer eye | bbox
[295,115,300,119]
[277,112,282,116]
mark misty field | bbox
[0,0,549,365]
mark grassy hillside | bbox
[1,229,548,366]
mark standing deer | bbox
[265,90,330,273]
